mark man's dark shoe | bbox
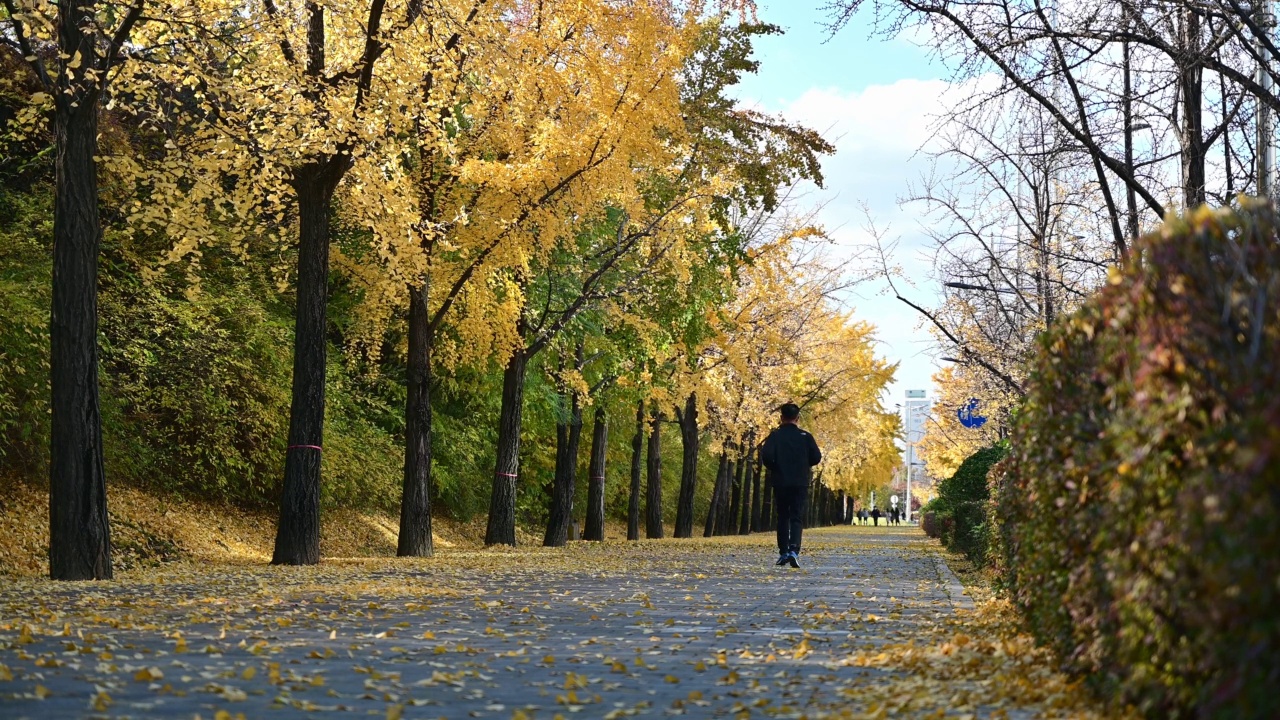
[787,551,800,568]
[776,553,789,566]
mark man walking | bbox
[761,403,822,568]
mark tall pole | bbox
[1259,3,1275,199]
[905,426,914,524]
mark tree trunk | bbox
[273,166,341,566]
[673,393,699,538]
[544,392,583,547]
[704,452,728,537]
[583,406,608,541]
[749,443,763,532]
[48,32,111,580]
[719,455,737,536]
[806,483,816,528]
[738,447,753,535]
[727,453,742,536]
[485,348,529,546]
[815,485,822,526]
[627,401,644,541]
[1180,9,1206,208]
[398,282,434,556]
[760,462,774,532]
[644,409,664,539]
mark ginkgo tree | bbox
[2,0,176,580]
[331,0,700,552]
[121,0,492,565]
[697,224,898,535]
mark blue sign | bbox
[957,399,987,429]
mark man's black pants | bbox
[774,484,808,554]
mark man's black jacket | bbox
[761,424,822,488]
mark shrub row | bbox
[994,201,1280,718]
[922,444,1005,566]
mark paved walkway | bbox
[0,526,1096,719]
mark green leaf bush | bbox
[994,201,1280,718]
[925,444,1005,565]
[920,510,941,539]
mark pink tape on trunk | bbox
[496,472,518,478]
[288,445,323,451]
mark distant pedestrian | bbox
[872,507,881,526]
[860,508,868,525]
[761,403,822,569]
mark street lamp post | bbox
[905,416,914,523]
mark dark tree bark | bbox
[398,282,434,556]
[815,485,823,526]
[760,463,774,532]
[47,1,118,580]
[721,455,740,536]
[673,393,699,538]
[704,452,728,537]
[485,348,529,546]
[273,166,344,565]
[749,443,763,532]
[805,483,816,528]
[644,409,664,539]
[583,406,608,541]
[268,0,433,564]
[1180,8,1206,208]
[737,436,756,535]
[727,454,742,536]
[543,391,583,547]
[627,401,644,540]
[762,484,773,530]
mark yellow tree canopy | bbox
[340,0,698,370]
[699,224,897,484]
[916,363,1010,480]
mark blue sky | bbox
[735,2,942,100]
[730,1,961,413]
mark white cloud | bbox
[741,77,999,406]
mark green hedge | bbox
[924,444,1005,565]
[994,201,1280,718]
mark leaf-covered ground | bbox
[0,479,538,578]
[0,526,1120,719]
